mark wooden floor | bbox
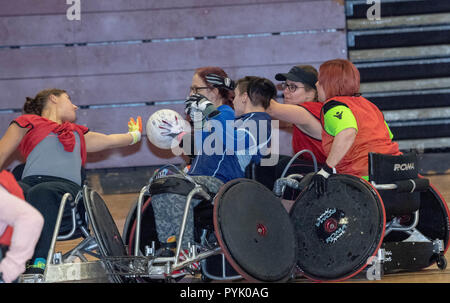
[55,174,450,283]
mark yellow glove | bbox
[128,116,142,145]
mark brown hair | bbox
[318,59,360,100]
[23,88,67,116]
[194,66,235,108]
[235,76,276,109]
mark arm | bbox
[325,128,357,168]
[84,131,135,153]
[266,99,322,139]
[312,102,358,196]
[322,101,358,169]
[0,186,44,283]
[84,116,142,153]
[0,124,28,170]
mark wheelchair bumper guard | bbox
[381,239,446,273]
[19,261,109,283]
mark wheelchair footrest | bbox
[382,241,435,274]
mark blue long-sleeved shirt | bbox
[188,105,271,183]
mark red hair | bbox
[194,66,234,108]
[318,59,360,100]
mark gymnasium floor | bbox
[55,174,450,283]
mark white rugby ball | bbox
[146,109,190,149]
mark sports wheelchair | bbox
[12,164,119,283]
[285,151,449,281]
[14,148,448,283]
[17,184,122,283]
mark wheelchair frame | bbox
[368,180,447,275]
[128,166,241,281]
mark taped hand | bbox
[128,116,142,145]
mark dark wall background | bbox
[1,0,449,182]
[0,0,347,171]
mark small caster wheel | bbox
[437,255,447,270]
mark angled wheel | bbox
[83,186,130,283]
[417,184,450,257]
[123,196,160,256]
[214,179,297,282]
[289,174,386,282]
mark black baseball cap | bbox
[275,66,317,90]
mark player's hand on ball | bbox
[146,109,190,149]
[158,117,186,139]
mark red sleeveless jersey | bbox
[320,96,401,177]
[13,114,89,165]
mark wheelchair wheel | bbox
[289,174,386,282]
[213,179,297,282]
[122,198,139,245]
[83,186,130,283]
[417,184,450,259]
[436,254,447,270]
[122,196,161,256]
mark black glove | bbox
[311,164,336,197]
[185,94,220,128]
[205,73,235,90]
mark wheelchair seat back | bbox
[368,152,428,219]
[245,154,318,200]
[11,163,25,182]
[245,154,287,189]
[150,175,221,232]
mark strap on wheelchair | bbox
[394,178,429,193]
